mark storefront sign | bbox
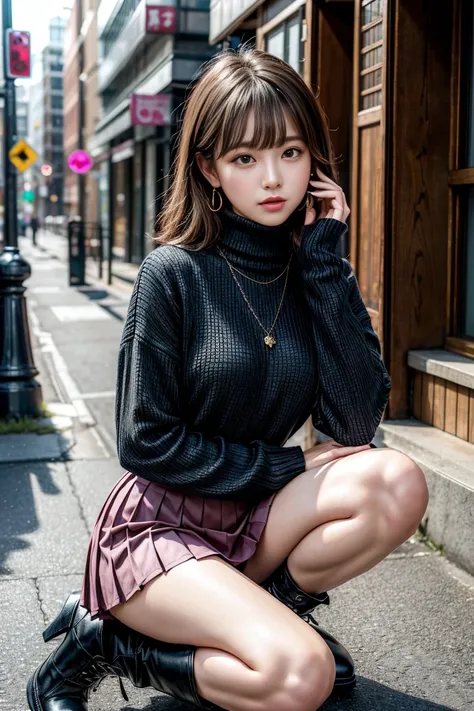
[68,150,94,174]
[130,94,171,126]
[145,5,177,34]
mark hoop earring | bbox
[297,193,313,211]
[210,188,223,212]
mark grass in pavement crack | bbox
[0,403,57,435]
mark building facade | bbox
[63,4,82,217]
[42,17,66,217]
[90,0,215,272]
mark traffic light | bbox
[6,30,31,79]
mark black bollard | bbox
[0,246,43,419]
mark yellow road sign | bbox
[9,139,38,173]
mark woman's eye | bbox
[233,155,254,165]
[284,148,302,158]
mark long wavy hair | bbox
[155,46,337,251]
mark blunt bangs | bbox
[214,78,307,159]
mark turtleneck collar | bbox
[216,208,294,273]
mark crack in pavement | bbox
[65,461,92,537]
[33,576,48,627]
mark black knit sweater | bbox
[115,208,391,502]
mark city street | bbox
[0,231,472,710]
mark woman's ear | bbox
[195,153,220,188]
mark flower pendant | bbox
[264,334,276,348]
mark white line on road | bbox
[29,308,97,429]
[80,391,116,400]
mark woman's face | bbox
[197,111,312,226]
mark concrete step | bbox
[373,419,474,576]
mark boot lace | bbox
[82,658,129,702]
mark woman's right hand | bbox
[303,440,371,471]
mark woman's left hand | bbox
[304,167,351,225]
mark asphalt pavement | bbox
[0,231,473,710]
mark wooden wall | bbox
[412,371,474,443]
[350,0,389,354]
[387,0,452,418]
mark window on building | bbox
[448,0,474,355]
[180,0,209,7]
[51,77,63,91]
[102,0,142,57]
[50,25,64,44]
[259,3,304,76]
[51,95,63,110]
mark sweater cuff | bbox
[300,218,348,257]
[265,444,306,486]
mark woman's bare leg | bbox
[110,555,335,711]
[243,448,428,593]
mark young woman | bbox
[27,47,428,711]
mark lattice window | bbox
[359,0,385,111]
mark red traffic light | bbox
[6,30,31,79]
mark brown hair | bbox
[155,46,337,251]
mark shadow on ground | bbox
[115,677,455,711]
[0,461,62,575]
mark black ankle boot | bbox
[27,591,219,710]
[261,561,356,693]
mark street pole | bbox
[0,0,43,419]
[2,0,17,248]
[77,0,85,220]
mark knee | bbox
[366,450,429,539]
[258,641,335,711]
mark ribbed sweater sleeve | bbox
[115,251,307,501]
[298,218,392,445]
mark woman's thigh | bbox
[110,554,331,674]
[242,447,427,583]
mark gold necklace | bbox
[217,246,293,284]
[216,246,293,348]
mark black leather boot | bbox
[261,560,356,692]
[27,591,219,710]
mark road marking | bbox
[51,304,112,322]
[31,286,62,294]
[80,391,115,400]
[29,309,97,429]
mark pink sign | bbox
[145,5,177,34]
[68,150,93,174]
[130,94,171,126]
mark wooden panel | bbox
[413,371,423,419]
[444,381,458,435]
[432,376,446,430]
[421,374,435,425]
[412,369,473,442]
[456,385,470,440]
[469,391,474,444]
[388,0,452,418]
[351,0,387,370]
[448,167,474,185]
[316,1,354,192]
[357,125,383,313]
[446,336,474,359]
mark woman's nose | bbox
[263,171,282,189]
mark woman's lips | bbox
[259,200,287,212]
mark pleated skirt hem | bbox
[80,471,276,621]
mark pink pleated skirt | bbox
[80,471,276,620]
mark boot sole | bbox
[333,674,357,695]
[27,666,43,711]
[26,651,55,711]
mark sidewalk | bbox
[0,232,473,711]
